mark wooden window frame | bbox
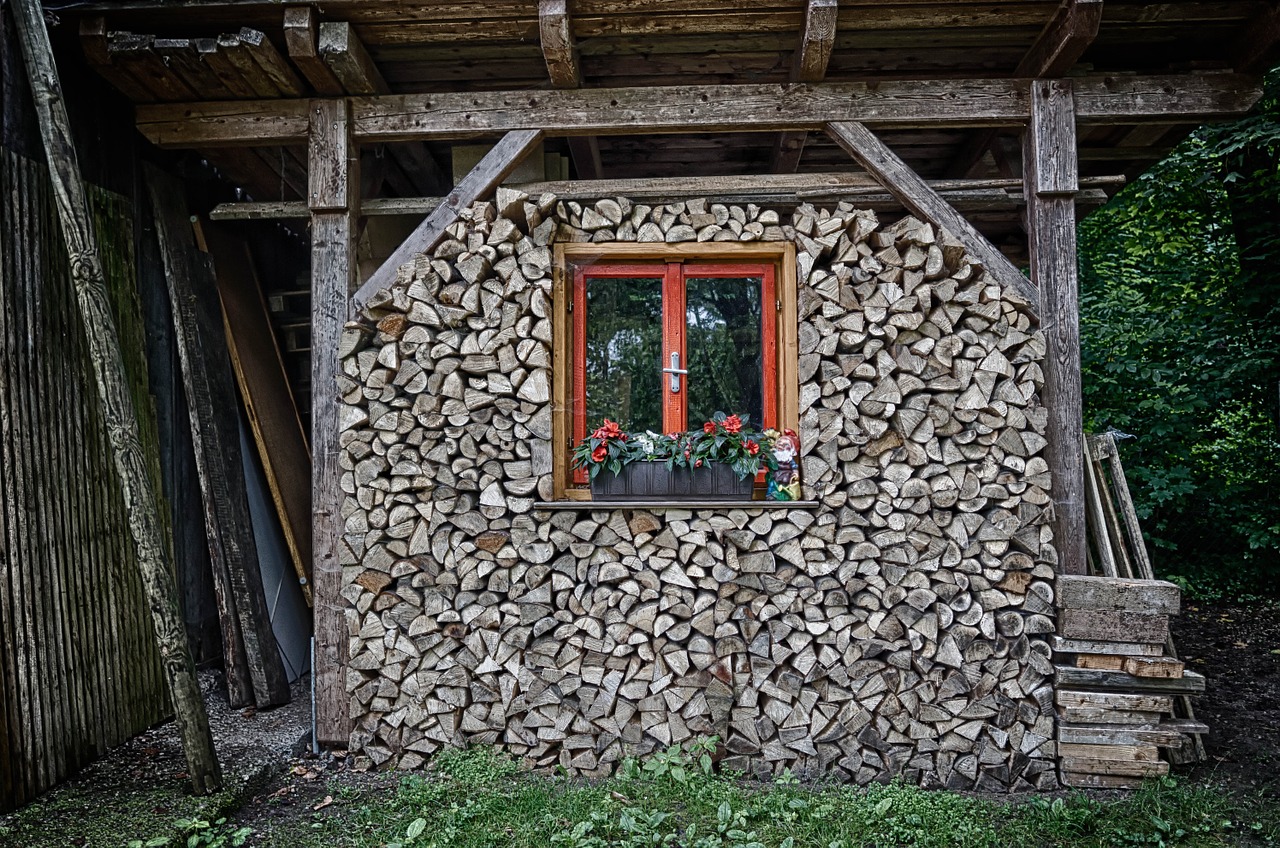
[551,242,799,501]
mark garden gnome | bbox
[768,429,801,501]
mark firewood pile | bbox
[339,192,1060,789]
[1053,575,1206,788]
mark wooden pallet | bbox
[1083,432,1207,763]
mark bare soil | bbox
[1172,599,1280,795]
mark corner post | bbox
[1023,79,1086,576]
[309,98,358,745]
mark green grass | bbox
[247,746,1280,848]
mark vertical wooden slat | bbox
[1023,78,1085,576]
[1082,437,1117,578]
[310,97,358,746]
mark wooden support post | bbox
[1023,79,1086,576]
[771,0,837,173]
[10,0,221,793]
[825,121,1039,310]
[352,128,544,312]
[310,98,358,747]
[146,166,291,709]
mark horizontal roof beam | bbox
[136,74,1262,149]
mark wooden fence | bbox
[0,149,169,810]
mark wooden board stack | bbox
[1053,575,1207,788]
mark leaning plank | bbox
[201,222,314,604]
[134,75,1265,149]
[1054,666,1205,695]
[146,166,290,709]
[10,0,220,794]
[1057,575,1180,614]
[825,120,1038,310]
[1058,609,1169,644]
[352,128,544,312]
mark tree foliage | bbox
[1078,68,1280,596]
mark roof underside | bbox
[59,0,1277,256]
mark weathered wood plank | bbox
[1123,656,1185,679]
[825,120,1038,310]
[1057,689,1173,713]
[310,98,358,747]
[1054,665,1204,694]
[1058,742,1160,762]
[319,21,389,95]
[1057,575,1180,614]
[1058,723,1187,747]
[352,128,544,312]
[146,166,291,710]
[1058,609,1169,644]
[1018,0,1104,78]
[1052,636,1164,657]
[238,27,306,97]
[201,223,314,604]
[134,75,1264,148]
[11,0,221,793]
[539,0,581,87]
[1060,756,1170,778]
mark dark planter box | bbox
[591,461,755,502]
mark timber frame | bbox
[55,0,1275,749]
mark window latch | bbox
[661,352,687,394]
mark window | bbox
[551,243,798,500]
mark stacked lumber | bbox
[338,191,1058,788]
[1054,575,1206,788]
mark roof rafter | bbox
[771,0,839,173]
[949,0,1104,178]
[1232,3,1280,75]
[538,0,603,180]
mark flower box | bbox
[590,460,755,502]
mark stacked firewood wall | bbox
[339,193,1060,790]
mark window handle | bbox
[661,352,687,393]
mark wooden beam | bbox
[352,128,544,312]
[1233,3,1280,75]
[319,21,388,95]
[538,0,603,181]
[210,173,1125,219]
[309,98,358,747]
[1017,0,1104,78]
[772,0,839,173]
[79,17,157,103]
[283,6,344,96]
[135,75,1265,149]
[1022,78,1085,576]
[11,0,222,794]
[538,0,580,87]
[237,28,306,97]
[825,121,1038,309]
[951,0,1103,177]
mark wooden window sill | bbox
[533,500,820,510]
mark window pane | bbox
[585,276,664,433]
[685,276,763,428]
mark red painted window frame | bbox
[571,259,779,485]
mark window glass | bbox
[685,276,764,427]
[584,276,663,433]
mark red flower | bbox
[746,439,759,456]
[703,421,717,435]
[591,445,607,463]
[592,418,623,441]
[695,459,703,468]
[723,415,742,434]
